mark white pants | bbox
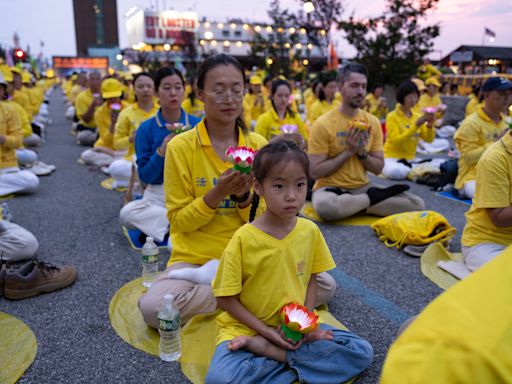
[23,134,42,147]
[459,180,476,199]
[0,167,39,196]
[119,184,168,242]
[0,221,39,262]
[382,158,445,180]
[81,149,125,167]
[16,149,38,167]
[76,130,98,146]
[108,158,132,187]
[462,242,507,272]
[417,138,450,154]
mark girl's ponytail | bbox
[248,193,260,222]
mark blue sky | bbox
[1,0,511,60]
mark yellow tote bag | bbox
[371,210,456,249]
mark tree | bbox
[339,0,440,85]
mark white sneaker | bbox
[37,161,56,172]
[26,162,52,176]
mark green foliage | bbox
[339,0,440,85]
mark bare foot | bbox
[228,335,286,362]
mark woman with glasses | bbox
[138,54,269,328]
[119,67,201,244]
[255,79,309,141]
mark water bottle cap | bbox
[163,294,174,303]
[147,237,154,243]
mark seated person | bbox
[465,84,483,116]
[181,77,205,118]
[80,78,128,168]
[255,79,308,141]
[205,141,373,384]
[381,244,512,383]
[460,129,512,272]
[454,77,512,199]
[382,80,436,180]
[243,75,270,128]
[309,63,425,221]
[363,83,388,123]
[308,74,340,124]
[119,67,200,243]
[75,71,103,146]
[110,73,158,189]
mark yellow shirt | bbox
[308,99,341,124]
[454,107,507,189]
[7,101,32,139]
[93,101,129,150]
[0,102,23,168]
[384,105,435,160]
[164,120,268,266]
[465,94,482,116]
[461,133,512,247]
[122,84,135,104]
[416,64,441,81]
[309,108,383,190]
[114,102,159,160]
[75,89,97,129]
[416,93,443,119]
[381,244,512,384]
[212,218,336,344]
[364,93,388,121]
[254,108,308,140]
[181,97,205,118]
[69,84,86,105]
[243,93,270,122]
[12,89,33,120]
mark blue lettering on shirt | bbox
[196,177,207,187]
[218,198,237,209]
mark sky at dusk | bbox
[1,0,511,61]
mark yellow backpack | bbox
[371,210,456,249]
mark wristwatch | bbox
[357,150,368,160]
[230,191,251,203]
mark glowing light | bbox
[243,24,249,30]
[267,58,273,65]
[211,40,217,46]
[204,31,214,40]
[236,41,243,47]
[199,40,206,46]
[223,41,231,47]
[303,1,315,14]
[204,22,210,28]
[217,22,224,29]
[284,42,291,48]
[163,44,171,51]
[307,43,313,49]
[320,29,326,35]
[116,54,123,60]
[255,25,261,32]
[266,26,273,32]
[289,27,296,34]
[300,28,307,34]
[230,23,236,29]
[122,59,129,66]
[296,43,303,49]
[303,59,309,65]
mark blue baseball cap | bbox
[482,77,512,92]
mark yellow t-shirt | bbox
[416,64,441,81]
[416,93,443,119]
[7,100,32,139]
[93,101,129,150]
[465,94,482,116]
[308,99,341,124]
[114,102,159,160]
[364,93,388,121]
[12,89,33,120]
[164,120,268,266]
[69,84,86,106]
[454,107,507,189]
[381,244,512,384]
[309,108,383,190]
[243,93,270,123]
[181,97,205,118]
[254,108,308,141]
[212,218,336,344]
[384,105,435,160]
[0,102,23,168]
[461,133,512,247]
[75,89,97,129]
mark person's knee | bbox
[316,272,336,305]
[119,202,136,227]
[383,165,408,180]
[137,292,160,329]
[22,172,40,193]
[81,149,94,164]
[312,194,337,220]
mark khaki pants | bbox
[138,263,337,329]
[462,243,506,272]
[312,183,425,221]
[0,221,39,262]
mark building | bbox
[441,45,512,74]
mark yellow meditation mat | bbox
[301,202,380,226]
[100,178,127,192]
[0,312,37,384]
[420,242,467,290]
[0,194,14,201]
[110,278,351,384]
[77,158,86,165]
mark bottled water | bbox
[158,294,181,361]
[141,237,159,287]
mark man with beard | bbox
[308,63,425,221]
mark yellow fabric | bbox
[122,84,136,104]
[11,89,33,120]
[69,84,85,105]
[0,312,38,384]
[462,133,512,247]
[182,98,205,118]
[465,95,483,116]
[94,101,129,149]
[165,120,267,267]
[300,202,379,226]
[25,87,40,115]
[420,242,463,290]
[364,93,387,121]
[114,102,158,160]
[308,99,341,124]
[254,107,308,140]
[7,100,32,138]
[371,210,456,249]
[416,63,441,81]
[384,105,435,160]
[381,244,512,384]
[243,93,270,122]
[416,93,443,119]
[454,107,507,189]
[100,177,127,192]
[0,101,23,168]
[309,108,383,190]
[212,218,336,344]
[75,89,97,129]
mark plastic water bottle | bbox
[141,237,159,287]
[0,202,13,222]
[158,294,181,361]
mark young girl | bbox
[205,141,373,384]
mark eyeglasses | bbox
[204,88,247,103]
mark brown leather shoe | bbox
[4,260,77,300]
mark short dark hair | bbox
[155,67,184,91]
[396,80,419,105]
[337,62,368,83]
[372,83,384,92]
[271,79,295,117]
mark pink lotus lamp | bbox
[226,146,256,174]
[165,122,191,134]
[279,303,320,342]
[281,124,298,134]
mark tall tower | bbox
[73,0,119,56]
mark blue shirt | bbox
[135,108,201,185]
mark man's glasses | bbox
[204,89,247,103]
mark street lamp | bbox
[303,1,315,14]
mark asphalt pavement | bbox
[1,89,470,383]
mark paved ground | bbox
[1,90,469,383]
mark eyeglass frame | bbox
[202,88,248,103]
